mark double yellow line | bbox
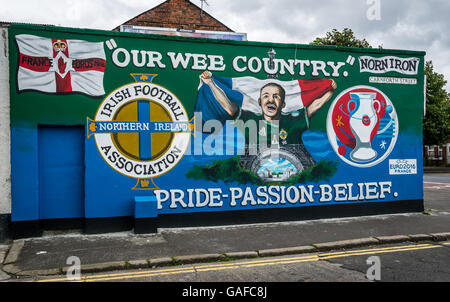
[36,242,446,282]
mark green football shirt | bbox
[232,107,310,147]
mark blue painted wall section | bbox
[38,126,85,219]
[10,125,39,222]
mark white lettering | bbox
[311,60,330,76]
[230,187,243,206]
[112,48,130,68]
[167,52,192,69]
[155,190,170,210]
[248,57,262,73]
[207,55,226,71]
[232,56,247,73]
[146,51,166,68]
[327,61,346,77]
[319,184,333,202]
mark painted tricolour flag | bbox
[195,74,334,125]
[16,34,106,97]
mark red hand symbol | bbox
[58,57,67,74]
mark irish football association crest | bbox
[87,74,194,189]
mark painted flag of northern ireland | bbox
[16,34,106,97]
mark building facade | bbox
[423,140,450,165]
[0,2,427,242]
[114,0,233,32]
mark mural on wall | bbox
[9,24,425,222]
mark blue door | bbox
[39,126,85,219]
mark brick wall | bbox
[117,0,233,32]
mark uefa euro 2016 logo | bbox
[326,86,398,168]
[87,74,194,189]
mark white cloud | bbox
[203,0,450,90]
[0,0,449,90]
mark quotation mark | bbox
[106,39,118,50]
[346,55,356,66]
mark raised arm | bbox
[306,80,337,119]
[200,71,238,117]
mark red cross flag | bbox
[16,34,106,97]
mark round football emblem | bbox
[326,85,398,168]
[89,81,192,180]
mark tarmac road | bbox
[27,241,450,283]
[424,173,450,184]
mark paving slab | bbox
[374,235,411,244]
[0,244,9,264]
[258,246,316,257]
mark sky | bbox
[1,0,449,91]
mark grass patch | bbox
[422,209,432,215]
[171,257,183,266]
[186,155,338,186]
[186,156,263,185]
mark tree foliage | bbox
[310,28,377,48]
[423,61,450,145]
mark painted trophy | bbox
[347,92,381,162]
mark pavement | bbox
[1,171,449,281]
[424,166,450,173]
